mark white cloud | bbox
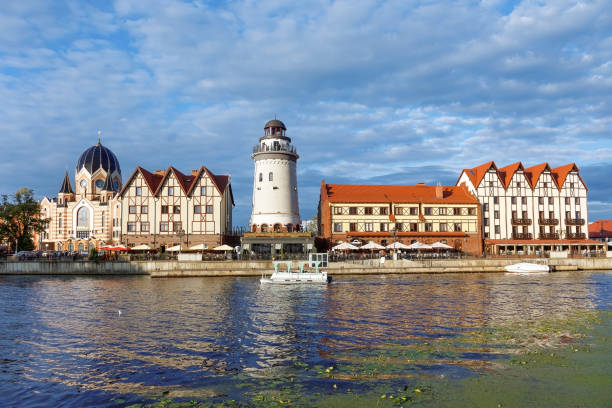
[2,0,612,224]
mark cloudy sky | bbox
[1,0,611,226]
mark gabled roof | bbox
[551,163,581,188]
[323,183,479,204]
[459,161,587,192]
[460,161,498,188]
[58,171,74,194]
[497,162,524,189]
[119,165,231,199]
[524,163,551,189]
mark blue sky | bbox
[1,0,611,227]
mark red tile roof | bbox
[524,162,550,189]
[323,184,479,204]
[119,165,231,199]
[589,220,612,238]
[497,162,523,189]
[461,161,496,188]
[462,161,586,191]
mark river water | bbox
[1,272,611,407]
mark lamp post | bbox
[176,229,185,255]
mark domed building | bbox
[39,138,123,252]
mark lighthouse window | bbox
[259,173,263,182]
[269,172,273,181]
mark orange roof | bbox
[497,162,523,189]
[323,184,479,204]
[589,220,612,238]
[524,163,550,189]
[463,161,585,191]
[119,165,231,199]
[461,161,496,188]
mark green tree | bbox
[0,188,50,252]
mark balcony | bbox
[512,232,533,240]
[567,232,586,240]
[252,144,297,155]
[538,218,559,226]
[511,218,532,226]
[538,233,559,240]
[565,218,585,226]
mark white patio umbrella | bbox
[332,242,359,251]
[361,241,385,250]
[213,244,234,251]
[189,243,209,251]
[431,241,453,249]
[131,244,151,251]
[386,242,411,250]
[407,241,433,250]
[166,245,182,252]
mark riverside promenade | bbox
[2,258,612,276]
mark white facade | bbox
[457,162,588,241]
[250,119,301,232]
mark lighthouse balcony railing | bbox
[253,144,297,154]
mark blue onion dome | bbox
[76,140,121,175]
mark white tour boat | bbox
[504,262,550,275]
[260,260,331,284]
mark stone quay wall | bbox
[2,258,612,277]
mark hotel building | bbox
[457,161,604,255]
[39,139,123,252]
[118,165,234,249]
[318,182,483,255]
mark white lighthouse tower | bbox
[250,119,301,232]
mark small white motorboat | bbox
[504,262,550,275]
[260,260,331,284]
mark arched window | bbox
[69,243,74,252]
[261,224,268,232]
[89,242,95,251]
[287,224,293,232]
[259,173,263,182]
[77,207,89,227]
[78,243,84,252]
[274,224,281,232]
[57,243,63,251]
[269,172,273,181]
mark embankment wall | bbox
[1,258,611,277]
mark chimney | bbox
[435,182,443,199]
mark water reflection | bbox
[0,272,609,407]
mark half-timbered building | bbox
[457,161,604,255]
[118,166,234,249]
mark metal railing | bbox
[252,144,297,154]
[538,233,559,239]
[511,218,532,225]
[511,232,533,240]
[538,218,559,225]
[565,218,585,226]
[566,232,586,239]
